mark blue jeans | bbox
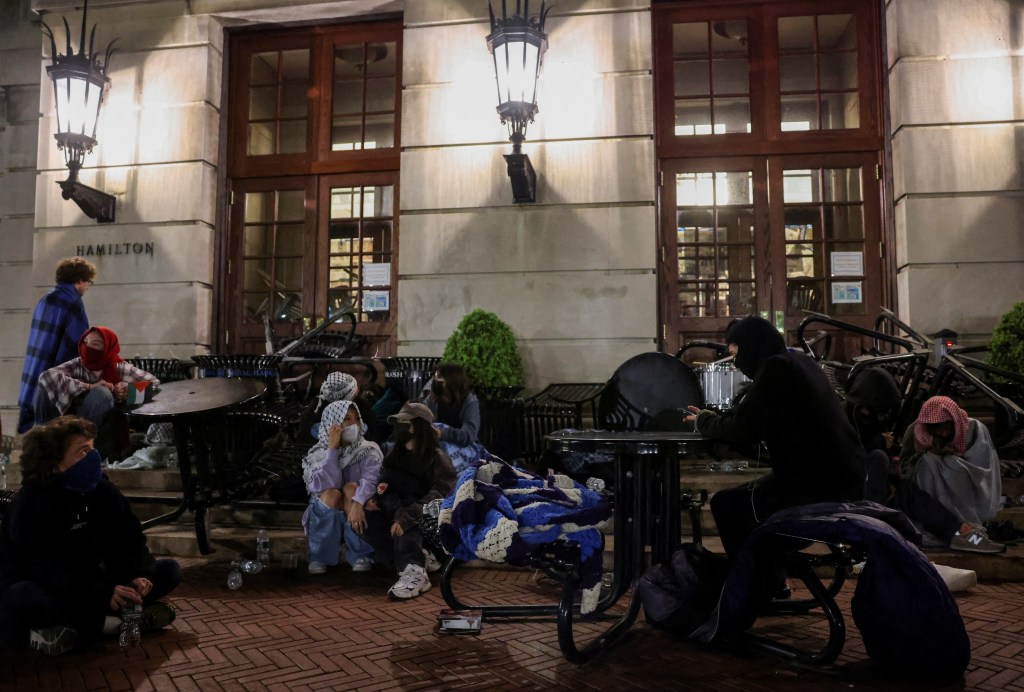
[34,385,115,427]
[305,497,375,566]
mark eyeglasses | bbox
[86,280,94,286]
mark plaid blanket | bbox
[438,459,611,613]
[17,283,89,432]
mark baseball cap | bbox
[387,402,434,425]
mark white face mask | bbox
[341,424,360,444]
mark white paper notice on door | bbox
[830,251,863,277]
[831,281,862,304]
[362,263,391,287]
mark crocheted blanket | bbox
[437,460,611,613]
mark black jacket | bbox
[0,478,156,616]
[698,349,868,504]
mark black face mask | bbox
[430,380,445,397]
[391,426,413,445]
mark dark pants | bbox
[365,498,425,573]
[890,478,962,542]
[0,558,182,650]
[710,474,807,560]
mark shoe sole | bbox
[29,628,77,656]
[351,564,373,572]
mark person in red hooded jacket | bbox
[34,326,159,456]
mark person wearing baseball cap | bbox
[365,402,456,599]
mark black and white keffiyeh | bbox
[301,400,378,487]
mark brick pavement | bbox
[1,558,1022,692]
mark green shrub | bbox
[990,301,1024,375]
[441,309,525,388]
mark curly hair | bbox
[20,416,97,486]
[55,256,97,285]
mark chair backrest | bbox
[598,353,704,431]
[380,356,441,404]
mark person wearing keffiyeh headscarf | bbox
[301,400,383,574]
[895,396,1004,552]
[34,327,159,456]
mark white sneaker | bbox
[423,549,443,574]
[388,564,431,600]
[308,560,327,575]
[29,626,78,656]
[351,557,374,572]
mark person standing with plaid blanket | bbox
[17,257,96,433]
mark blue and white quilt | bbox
[437,459,611,613]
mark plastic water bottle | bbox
[226,569,243,590]
[0,453,9,491]
[119,603,142,647]
[256,529,271,564]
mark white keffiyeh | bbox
[301,400,378,487]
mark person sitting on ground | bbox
[844,367,903,501]
[421,362,485,472]
[685,315,868,560]
[17,256,97,433]
[899,396,1004,553]
[365,402,456,600]
[34,326,159,458]
[0,416,180,655]
[301,400,383,575]
[845,371,1000,554]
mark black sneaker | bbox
[140,602,176,633]
[28,626,78,655]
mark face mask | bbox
[61,448,103,493]
[391,425,413,445]
[430,380,445,397]
[341,424,360,444]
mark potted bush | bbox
[442,308,525,397]
[990,301,1024,375]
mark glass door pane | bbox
[778,14,859,131]
[781,165,866,318]
[327,184,395,322]
[246,49,310,155]
[675,170,756,317]
[240,189,307,324]
[672,21,751,137]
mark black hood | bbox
[846,367,901,410]
[725,316,786,379]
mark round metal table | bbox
[129,377,267,554]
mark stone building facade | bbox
[1,0,1022,434]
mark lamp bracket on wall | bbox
[58,174,116,223]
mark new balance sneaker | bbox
[388,564,431,600]
[140,602,177,633]
[351,557,374,572]
[308,560,327,574]
[950,526,1006,554]
[423,549,443,574]
[28,626,78,656]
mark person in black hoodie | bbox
[686,316,868,558]
[0,416,180,655]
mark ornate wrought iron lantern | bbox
[486,1,550,203]
[43,0,117,222]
